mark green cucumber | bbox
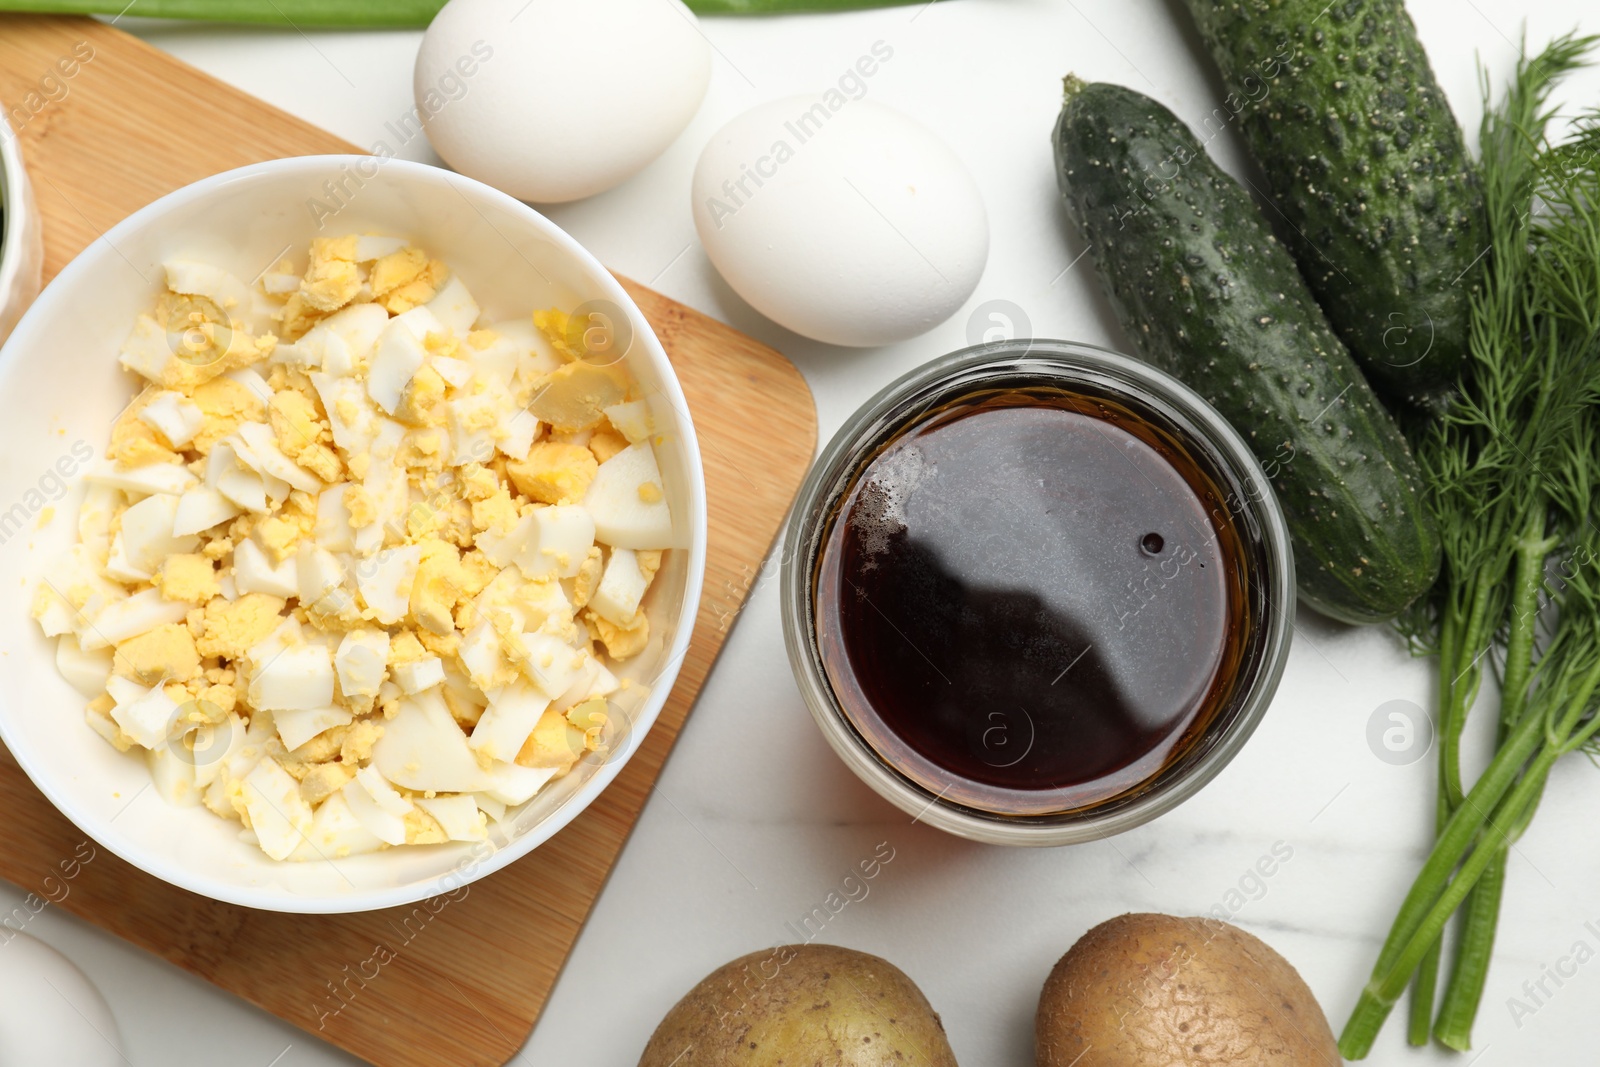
[1053,78,1439,624]
[1179,0,1486,407]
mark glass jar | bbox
[780,340,1295,845]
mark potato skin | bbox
[1035,914,1340,1066]
[639,943,959,1066]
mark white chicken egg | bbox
[692,96,988,346]
[415,0,711,203]
[0,932,124,1067]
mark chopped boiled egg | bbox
[357,544,421,624]
[248,641,335,712]
[335,629,390,701]
[366,318,429,414]
[274,705,352,752]
[414,794,487,842]
[82,589,189,650]
[37,235,673,862]
[589,547,648,626]
[85,459,197,497]
[241,758,314,861]
[603,400,653,444]
[468,681,548,762]
[233,538,299,597]
[482,759,559,807]
[109,681,181,749]
[583,442,673,549]
[138,391,206,448]
[55,635,113,698]
[424,274,479,337]
[289,791,384,861]
[370,691,491,794]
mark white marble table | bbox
[7,1,1600,1063]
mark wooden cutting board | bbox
[0,15,816,1067]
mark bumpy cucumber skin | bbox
[1180,0,1485,407]
[1054,80,1440,624]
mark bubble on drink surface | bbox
[849,443,929,568]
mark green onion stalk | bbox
[0,0,936,25]
[1342,33,1600,1058]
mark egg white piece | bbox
[354,235,408,262]
[191,713,246,790]
[424,274,480,337]
[519,632,584,698]
[366,320,428,415]
[415,0,711,203]
[173,486,241,536]
[242,758,315,861]
[344,768,413,846]
[481,759,559,807]
[118,493,200,577]
[289,791,384,861]
[549,648,603,714]
[146,744,200,806]
[469,680,548,762]
[110,682,181,750]
[415,794,488,842]
[232,538,298,597]
[357,544,422,624]
[693,96,988,346]
[82,588,187,650]
[602,400,652,444]
[392,656,445,695]
[274,705,352,753]
[248,643,336,713]
[583,442,672,549]
[137,390,204,447]
[76,484,121,559]
[589,547,647,625]
[371,691,492,794]
[335,629,390,700]
[54,635,112,698]
[0,933,124,1067]
[85,459,196,496]
[512,504,596,580]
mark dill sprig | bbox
[1340,32,1600,1058]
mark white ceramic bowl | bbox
[0,112,44,344]
[0,156,706,913]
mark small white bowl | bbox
[0,156,706,913]
[0,112,44,344]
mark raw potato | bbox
[1036,914,1339,1066]
[639,944,959,1066]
